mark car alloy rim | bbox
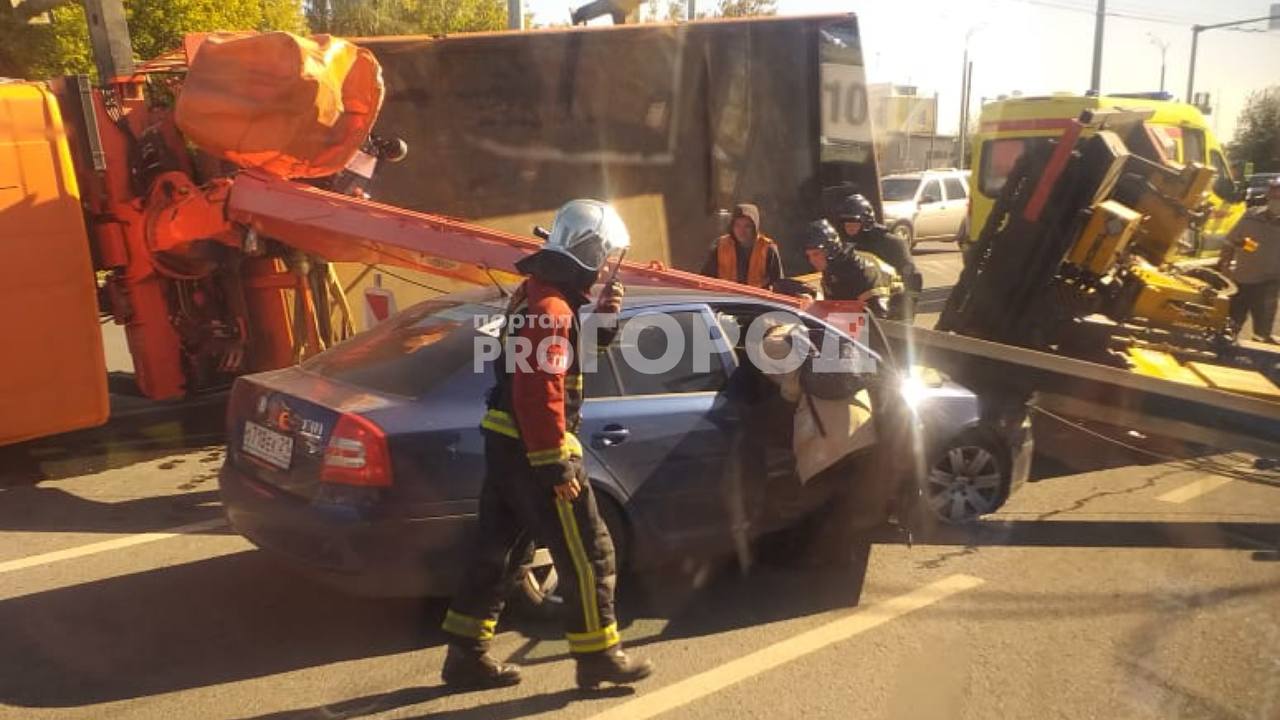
[925,444,1001,523]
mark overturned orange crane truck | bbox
[1,14,875,446]
[0,11,1277,459]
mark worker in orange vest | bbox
[700,203,784,289]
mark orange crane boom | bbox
[225,171,809,308]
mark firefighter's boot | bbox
[442,643,522,689]
[576,647,654,689]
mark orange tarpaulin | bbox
[175,32,384,179]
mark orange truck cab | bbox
[968,93,1244,257]
[0,81,109,444]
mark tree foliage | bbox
[1232,87,1280,174]
[1,0,306,78]
[714,0,775,18]
[307,0,505,37]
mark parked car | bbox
[880,169,971,247]
[218,286,1032,607]
[1245,173,1279,207]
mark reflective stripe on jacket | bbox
[482,277,586,467]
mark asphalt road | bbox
[7,242,1280,719]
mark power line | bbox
[1001,0,1276,28]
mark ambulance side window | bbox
[1182,128,1206,165]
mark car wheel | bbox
[513,491,627,619]
[920,429,1009,525]
[890,222,914,247]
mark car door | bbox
[578,304,740,553]
[913,178,947,239]
[941,177,970,238]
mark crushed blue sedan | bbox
[219,286,1032,607]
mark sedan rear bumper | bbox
[219,463,473,598]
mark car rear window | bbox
[302,297,504,398]
[881,177,919,202]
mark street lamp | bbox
[1187,11,1280,104]
[1147,33,1169,93]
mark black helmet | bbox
[836,194,877,225]
[802,219,841,254]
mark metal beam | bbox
[877,320,1280,458]
[1186,25,1200,104]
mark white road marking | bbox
[587,573,984,720]
[1157,476,1234,504]
[0,518,227,575]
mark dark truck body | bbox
[361,14,881,274]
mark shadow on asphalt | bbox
[1027,411,1211,481]
[3,513,1273,712]
[241,685,632,720]
[0,391,226,487]
[0,535,865,711]
[914,519,1280,553]
[0,486,226,535]
[0,549,439,709]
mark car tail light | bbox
[322,413,393,487]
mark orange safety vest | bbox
[716,235,775,288]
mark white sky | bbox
[524,0,1280,141]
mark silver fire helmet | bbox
[542,199,631,272]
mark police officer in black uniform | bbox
[833,194,921,319]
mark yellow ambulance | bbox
[967,93,1244,256]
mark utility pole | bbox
[957,46,969,167]
[84,0,134,81]
[1187,12,1280,104]
[1090,0,1105,94]
[508,0,523,29]
[958,61,973,168]
[927,92,938,170]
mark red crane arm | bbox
[225,171,807,308]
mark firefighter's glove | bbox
[537,457,585,501]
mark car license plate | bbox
[242,420,294,470]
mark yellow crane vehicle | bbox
[966,93,1244,257]
[941,108,1278,407]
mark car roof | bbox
[883,169,964,180]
